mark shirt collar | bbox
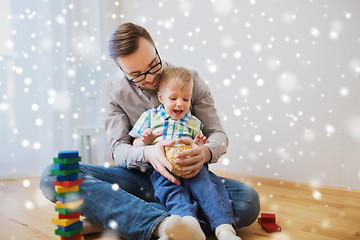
[156,104,192,122]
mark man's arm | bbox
[172,69,228,178]
[190,69,229,163]
[100,80,151,171]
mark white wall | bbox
[0,0,119,178]
[1,0,359,190]
[117,0,360,189]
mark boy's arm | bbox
[133,138,146,147]
[133,129,163,146]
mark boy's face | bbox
[158,83,192,120]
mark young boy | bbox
[130,67,240,240]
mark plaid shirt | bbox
[129,104,203,144]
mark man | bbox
[40,22,260,240]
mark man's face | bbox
[116,37,164,91]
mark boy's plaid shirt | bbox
[129,104,203,144]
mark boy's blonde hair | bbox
[159,67,193,90]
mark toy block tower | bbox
[51,150,84,240]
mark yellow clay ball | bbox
[165,143,191,177]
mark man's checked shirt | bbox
[129,104,203,145]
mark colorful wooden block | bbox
[54,157,81,164]
[57,236,84,240]
[56,195,82,204]
[261,213,276,223]
[55,227,83,237]
[54,189,82,198]
[57,233,84,240]
[53,151,83,240]
[54,163,80,170]
[54,178,83,187]
[258,213,281,233]
[55,185,79,194]
[57,237,84,240]
[56,173,79,181]
[58,151,79,159]
[52,217,80,227]
[52,168,80,176]
[59,211,82,219]
[56,199,83,209]
[55,206,83,215]
[261,223,281,233]
[57,221,83,232]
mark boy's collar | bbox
[157,104,191,121]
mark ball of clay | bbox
[165,143,191,177]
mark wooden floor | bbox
[1,170,359,240]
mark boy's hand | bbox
[140,129,163,145]
[175,138,211,179]
[144,140,181,185]
[194,134,208,146]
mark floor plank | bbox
[0,171,359,240]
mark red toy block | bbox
[258,213,281,233]
[54,178,83,187]
[261,222,281,233]
[59,211,82,219]
[260,213,276,223]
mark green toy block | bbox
[53,157,81,164]
[55,205,83,215]
[51,168,80,176]
[55,227,83,237]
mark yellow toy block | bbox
[56,199,83,209]
[52,216,80,227]
[55,185,79,193]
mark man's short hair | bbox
[108,22,155,60]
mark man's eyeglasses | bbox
[119,49,162,83]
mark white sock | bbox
[215,223,241,240]
[155,215,205,240]
[155,217,170,239]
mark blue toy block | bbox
[57,221,83,232]
[58,151,79,159]
[55,173,79,181]
[54,163,80,170]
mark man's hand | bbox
[175,138,211,179]
[143,140,181,185]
